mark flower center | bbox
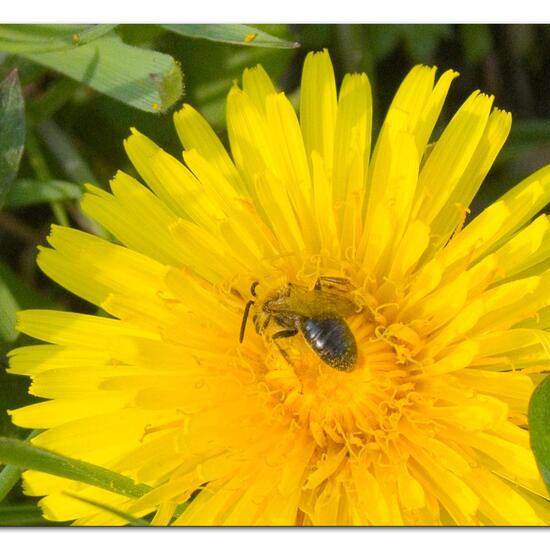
[248,275,424,453]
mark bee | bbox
[239,277,359,372]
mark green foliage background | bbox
[1,23,550,525]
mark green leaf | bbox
[71,25,120,46]
[0,275,18,343]
[401,24,452,62]
[0,69,25,209]
[0,24,118,54]
[62,492,150,525]
[0,437,152,499]
[0,258,60,311]
[366,25,402,62]
[24,35,183,113]
[162,24,299,49]
[460,25,493,64]
[528,375,550,492]
[0,504,58,526]
[3,179,81,209]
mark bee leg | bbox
[254,313,271,334]
[315,276,351,290]
[274,341,292,365]
[271,328,299,366]
[272,328,299,340]
[239,299,255,343]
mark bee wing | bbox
[274,287,358,318]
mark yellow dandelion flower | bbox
[8,49,550,526]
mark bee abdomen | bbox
[299,316,357,371]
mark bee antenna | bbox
[250,281,259,297]
[239,299,255,343]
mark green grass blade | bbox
[24,35,183,113]
[0,437,152,499]
[36,120,98,185]
[0,24,117,53]
[460,25,493,64]
[0,276,18,342]
[62,492,150,526]
[0,504,58,526]
[27,77,81,122]
[34,121,107,238]
[162,24,300,49]
[528,375,550,492]
[4,179,82,209]
[0,70,25,209]
[0,430,41,503]
[0,465,22,502]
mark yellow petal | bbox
[440,163,550,268]
[300,49,337,170]
[360,119,419,272]
[173,103,244,193]
[150,501,177,526]
[413,91,494,225]
[429,108,512,250]
[414,68,458,154]
[265,92,315,241]
[38,224,168,308]
[124,129,223,224]
[81,177,186,268]
[37,486,131,523]
[388,220,431,281]
[467,468,541,525]
[9,396,126,428]
[408,450,479,525]
[30,408,163,459]
[7,345,111,376]
[332,72,372,204]
[226,84,274,193]
[16,310,158,348]
[242,64,277,115]
[476,273,550,332]
[304,446,347,490]
[311,152,338,257]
